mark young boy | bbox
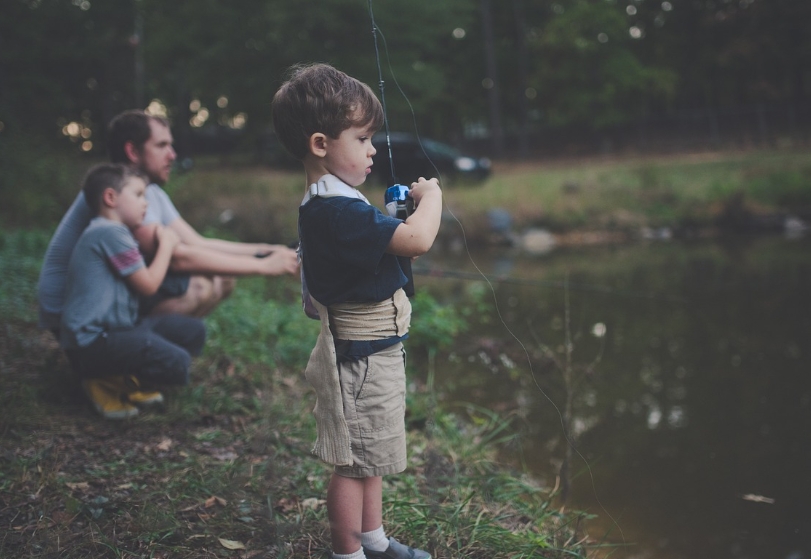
[60,163,206,419]
[272,63,442,559]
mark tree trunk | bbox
[480,0,504,157]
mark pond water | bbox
[412,235,811,559]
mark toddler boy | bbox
[60,163,206,419]
[272,63,442,559]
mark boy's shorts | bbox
[139,271,191,316]
[335,342,407,478]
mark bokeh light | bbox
[145,99,168,117]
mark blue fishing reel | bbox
[384,184,414,220]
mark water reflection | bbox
[412,237,811,559]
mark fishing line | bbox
[367,1,626,550]
[412,266,688,303]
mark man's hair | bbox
[107,110,170,163]
[271,63,384,160]
[82,163,145,215]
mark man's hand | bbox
[253,243,291,258]
[257,246,299,276]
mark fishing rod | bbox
[364,0,627,547]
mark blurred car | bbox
[371,132,491,185]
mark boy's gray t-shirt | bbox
[37,184,180,329]
[59,217,145,349]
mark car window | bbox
[422,138,460,159]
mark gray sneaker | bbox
[363,537,431,559]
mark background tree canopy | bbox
[2,0,809,166]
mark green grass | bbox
[140,149,811,248]
[442,149,811,233]
[0,229,593,559]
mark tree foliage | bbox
[2,0,808,162]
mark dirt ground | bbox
[0,321,329,558]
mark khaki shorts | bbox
[335,342,407,478]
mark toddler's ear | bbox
[309,133,327,157]
[133,223,159,260]
[101,187,118,209]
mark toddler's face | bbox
[323,122,378,187]
[116,176,149,230]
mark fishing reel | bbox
[384,184,414,220]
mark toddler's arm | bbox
[387,177,442,257]
[126,225,181,296]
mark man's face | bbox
[136,119,176,185]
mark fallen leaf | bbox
[212,450,238,462]
[115,483,133,490]
[65,482,89,490]
[275,497,299,513]
[156,438,173,452]
[218,538,246,550]
[204,495,227,508]
[301,497,326,510]
[742,493,775,504]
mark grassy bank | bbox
[162,148,811,247]
[0,230,594,559]
[3,148,809,245]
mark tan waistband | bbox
[329,288,411,340]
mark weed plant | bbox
[0,229,592,558]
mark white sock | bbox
[361,526,389,552]
[332,548,366,559]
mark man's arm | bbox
[133,221,299,277]
[168,216,281,256]
[169,242,299,276]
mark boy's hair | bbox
[82,163,145,216]
[271,63,384,160]
[107,110,171,163]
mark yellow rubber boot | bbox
[125,376,164,408]
[82,377,139,420]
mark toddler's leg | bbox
[328,474,385,556]
[328,473,365,554]
[361,476,383,533]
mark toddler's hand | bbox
[134,223,159,259]
[156,225,181,251]
[409,177,441,206]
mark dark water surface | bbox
[413,236,811,559]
